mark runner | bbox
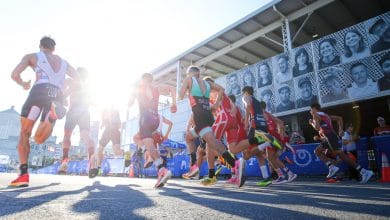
[92,107,124,177]
[309,103,373,183]
[58,67,96,177]
[201,77,246,187]
[9,36,78,187]
[128,73,177,188]
[229,86,296,185]
[178,66,239,186]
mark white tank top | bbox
[34,52,68,90]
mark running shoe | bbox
[9,174,29,187]
[272,176,288,185]
[88,154,99,179]
[226,176,237,184]
[360,169,373,184]
[155,167,172,188]
[326,178,339,183]
[256,178,272,187]
[182,164,199,179]
[287,173,298,182]
[58,159,68,174]
[215,163,224,176]
[200,176,217,186]
[236,158,246,187]
[326,165,340,178]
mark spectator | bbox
[341,29,370,64]
[342,123,360,180]
[318,38,340,70]
[257,62,273,88]
[274,54,292,84]
[293,48,313,77]
[374,117,390,136]
[347,62,378,99]
[369,18,390,54]
[378,53,390,91]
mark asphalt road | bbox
[0,173,389,220]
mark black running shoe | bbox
[89,168,99,178]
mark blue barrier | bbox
[371,135,390,172]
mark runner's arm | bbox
[11,54,35,90]
[179,77,191,100]
[66,64,79,81]
[162,116,173,140]
[243,96,251,130]
[330,115,343,136]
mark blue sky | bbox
[0,0,273,137]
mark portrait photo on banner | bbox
[293,73,318,109]
[365,11,390,55]
[255,85,276,113]
[225,71,242,96]
[371,51,390,92]
[255,59,273,89]
[241,66,256,89]
[317,65,349,104]
[273,52,293,84]
[275,80,296,113]
[339,24,371,64]
[344,57,380,100]
[292,44,314,77]
[314,32,343,71]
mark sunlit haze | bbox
[0,0,272,138]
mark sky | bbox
[0,0,273,138]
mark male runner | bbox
[309,103,373,183]
[235,86,296,184]
[10,36,78,187]
[92,107,124,176]
[200,77,246,187]
[128,73,177,188]
[58,67,96,177]
[179,66,239,186]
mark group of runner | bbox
[8,37,373,188]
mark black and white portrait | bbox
[274,54,292,84]
[377,52,390,91]
[368,16,390,54]
[347,61,378,99]
[319,67,349,103]
[256,86,275,113]
[340,28,370,64]
[256,61,273,88]
[292,46,314,77]
[316,38,341,70]
[295,75,318,108]
[226,73,241,96]
[241,67,256,88]
[275,82,295,112]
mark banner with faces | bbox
[223,12,390,116]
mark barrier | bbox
[34,136,389,177]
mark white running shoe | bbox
[326,165,339,178]
[287,173,297,182]
[155,167,172,188]
[272,176,288,184]
[360,169,373,184]
[237,158,246,187]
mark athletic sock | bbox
[190,152,197,166]
[20,164,28,175]
[260,165,270,179]
[209,169,215,178]
[222,151,236,168]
